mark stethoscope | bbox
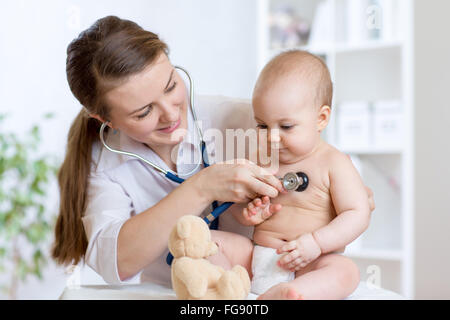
[98,66,309,265]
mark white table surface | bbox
[59,281,406,300]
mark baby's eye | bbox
[256,124,268,129]
[280,125,293,130]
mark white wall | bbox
[0,0,259,299]
[0,0,259,156]
[413,0,450,299]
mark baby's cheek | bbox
[289,135,316,156]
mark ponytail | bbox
[52,111,100,265]
[51,15,168,265]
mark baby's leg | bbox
[209,230,253,278]
[258,254,359,300]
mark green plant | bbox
[0,113,59,299]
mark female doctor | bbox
[52,16,374,287]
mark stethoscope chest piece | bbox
[281,172,309,192]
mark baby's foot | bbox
[256,283,304,300]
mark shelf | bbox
[269,40,403,58]
[344,248,403,261]
[333,40,403,54]
[338,147,403,155]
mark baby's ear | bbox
[317,105,331,132]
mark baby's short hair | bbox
[255,50,333,109]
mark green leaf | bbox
[31,125,40,140]
[32,249,47,280]
[0,113,59,290]
[25,223,47,244]
[43,112,54,119]
[17,259,28,281]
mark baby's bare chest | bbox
[274,161,332,210]
[255,163,335,241]
[254,146,344,242]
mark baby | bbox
[232,50,371,300]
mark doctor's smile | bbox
[158,118,181,133]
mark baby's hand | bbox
[242,196,282,226]
[276,233,322,272]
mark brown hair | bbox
[52,16,168,266]
[254,50,333,108]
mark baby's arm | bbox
[313,152,371,253]
[278,152,370,271]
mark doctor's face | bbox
[103,53,189,149]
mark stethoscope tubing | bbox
[98,66,234,266]
[99,121,168,175]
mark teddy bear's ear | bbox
[177,217,191,239]
[172,240,186,258]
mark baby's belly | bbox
[253,205,336,249]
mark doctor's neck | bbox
[146,142,178,172]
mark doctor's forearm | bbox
[116,176,211,281]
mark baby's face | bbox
[252,77,322,165]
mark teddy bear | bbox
[168,215,251,300]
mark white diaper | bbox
[251,245,295,295]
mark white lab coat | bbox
[82,95,255,286]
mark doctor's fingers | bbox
[366,186,376,212]
[247,178,279,199]
[247,164,284,194]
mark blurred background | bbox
[0,0,449,299]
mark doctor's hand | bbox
[366,186,375,213]
[196,159,285,204]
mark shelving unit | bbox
[344,248,403,262]
[257,0,413,298]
